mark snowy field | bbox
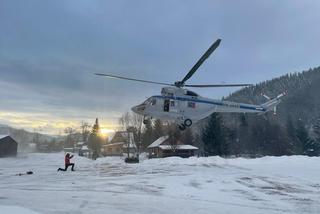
[0,153,320,214]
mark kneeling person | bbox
[58,153,75,171]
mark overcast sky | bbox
[0,0,320,134]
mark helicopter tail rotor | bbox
[261,91,287,114]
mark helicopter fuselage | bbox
[131,87,272,128]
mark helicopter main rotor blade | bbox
[184,83,252,88]
[95,73,174,86]
[178,39,221,87]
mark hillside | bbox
[199,67,320,157]
[0,124,55,151]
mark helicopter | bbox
[95,39,285,130]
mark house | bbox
[79,145,92,158]
[74,141,85,154]
[0,135,18,157]
[147,136,198,158]
[103,131,137,156]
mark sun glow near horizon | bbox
[0,110,119,136]
[99,127,115,137]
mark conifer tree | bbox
[313,117,320,142]
[153,119,164,139]
[141,119,154,150]
[295,119,319,156]
[181,128,194,146]
[202,113,228,156]
[88,118,103,159]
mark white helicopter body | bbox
[131,86,284,130]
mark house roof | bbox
[104,142,125,147]
[0,135,9,140]
[0,135,15,144]
[147,136,169,148]
[104,141,136,148]
[81,145,90,151]
[110,131,135,143]
[159,145,198,150]
[147,135,198,150]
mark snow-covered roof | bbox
[104,142,136,148]
[147,135,198,150]
[81,145,90,150]
[0,135,9,140]
[159,145,198,150]
[104,142,125,147]
[147,136,169,148]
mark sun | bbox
[99,128,115,136]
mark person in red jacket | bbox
[58,153,75,171]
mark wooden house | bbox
[0,135,18,157]
[147,136,198,158]
[103,131,136,156]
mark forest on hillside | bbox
[200,66,320,156]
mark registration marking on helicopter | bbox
[154,96,267,112]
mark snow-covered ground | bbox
[0,153,320,214]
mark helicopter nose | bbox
[131,106,139,114]
[131,104,145,115]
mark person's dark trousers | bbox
[58,163,75,171]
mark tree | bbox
[88,118,103,159]
[167,124,181,153]
[202,113,228,156]
[119,112,131,131]
[141,119,154,150]
[64,127,76,148]
[180,128,194,146]
[295,119,319,156]
[129,112,144,153]
[313,117,320,142]
[118,112,144,155]
[80,121,91,142]
[153,119,164,140]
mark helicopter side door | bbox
[164,99,170,112]
[169,99,178,113]
[163,99,179,113]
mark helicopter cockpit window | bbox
[185,90,198,97]
[151,98,156,105]
[143,98,151,105]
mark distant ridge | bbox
[0,124,55,147]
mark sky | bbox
[0,0,320,135]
